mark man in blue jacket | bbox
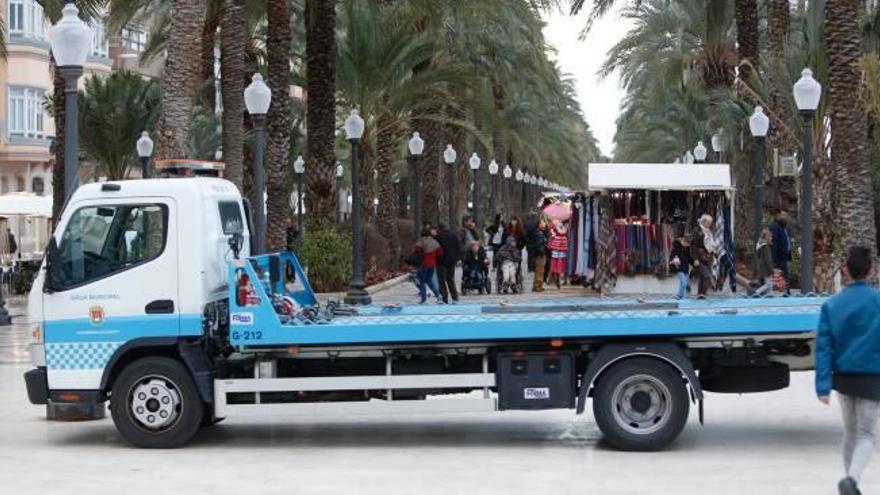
[769,210,792,295]
[815,246,880,495]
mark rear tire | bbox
[110,356,204,448]
[592,357,689,451]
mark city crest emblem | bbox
[89,306,105,326]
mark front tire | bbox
[592,357,689,451]
[110,356,204,448]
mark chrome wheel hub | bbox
[611,374,671,435]
[129,376,181,431]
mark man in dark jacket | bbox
[434,223,460,303]
[769,210,792,294]
[816,246,880,495]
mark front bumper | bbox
[24,367,48,405]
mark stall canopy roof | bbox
[588,163,732,191]
[0,193,52,217]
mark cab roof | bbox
[72,178,242,201]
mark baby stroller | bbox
[461,248,492,295]
[496,259,524,294]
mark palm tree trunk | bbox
[220,0,245,189]
[491,83,506,218]
[826,0,877,254]
[376,108,401,265]
[358,138,376,229]
[812,153,835,291]
[154,0,206,160]
[445,105,467,227]
[200,14,219,113]
[734,0,759,82]
[417,114,443,227]
[265,0,293,253]
[766,0,797,213]
[52,64,65,223]
[305,0,338,226]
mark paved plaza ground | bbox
[0,284,877,494]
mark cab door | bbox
[43,197,178,390]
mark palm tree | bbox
[265,0,294,253]
[734,0,759,83]
[220,0,245,189]
[825,0,877,254]
[153,0,207,159]
[77,72,161,179]
[304,0,338,226]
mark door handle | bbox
[145,300,175,314]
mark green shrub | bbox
[297,220,352,293]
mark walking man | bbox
[769,210,792,295]
[434,223,460,304]
[815,246,880,495]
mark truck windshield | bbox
[56,204,167,290]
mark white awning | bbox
[0,193,53,217]
[588,163,733,191]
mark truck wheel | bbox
[592,357,689,451]
[110,357,204,448]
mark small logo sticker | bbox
[231,312,254,326]
[523,387,550,400]
[89,306,105,326]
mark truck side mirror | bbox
[228,233,243,260]
[43,238,61,293]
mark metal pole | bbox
[411,155,421,239]
[336,175,342,224]
[520,180,527,214]
[251,114,267,254]
[448,163,455,229]
[345,138,372,305]
[60,66,83,202]
[140,156,149,179]
[800,111,814,294]
[503,177,510,219]
[473,169,481,228]
[490,175,497,218]
[298,172,306,241]
[752,137,765,243]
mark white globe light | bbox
[469,153,481,171]
[136,131,154,158]
[443,144,456,164]
[503,165,512,179]
[244,73,272,115]
[488,160,499,175]
[293,155,305,174]
[515,169,523,182]
[408,132,425,156]
[336,163,344,178]
[749,106,770,137]
[711,131,725,153]
[684,151,695,164]
[344,108,365,140]
[48,3,92,67]
[793,68,822,112]
[693,141,708,162]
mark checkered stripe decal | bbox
[46,342,123,370]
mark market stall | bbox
[0,193,53,294]
[587,163,736,295]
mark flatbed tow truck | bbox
[23,178,823,450]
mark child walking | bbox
[547,219,568,289]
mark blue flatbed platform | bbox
[230,253,825,348]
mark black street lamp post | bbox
[344,109,371,305]
[136,131,154,178]
[749,106,770,244]
[336,163,344,224]
[409,132,424,238]
[469,153,482,226]
[503,165,512,218]
[793,68,822,294]
[443,145,457,228]
[244,73,272,254]
[294,155,306,241]
[488,160,499,218]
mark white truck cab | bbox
[26,178,249,403]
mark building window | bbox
[90,19,108,58]
[7,0,44,41]
[121,26,148,53]
[7,86,46,140]
[15,177,25,193]
[32,178,44,196]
